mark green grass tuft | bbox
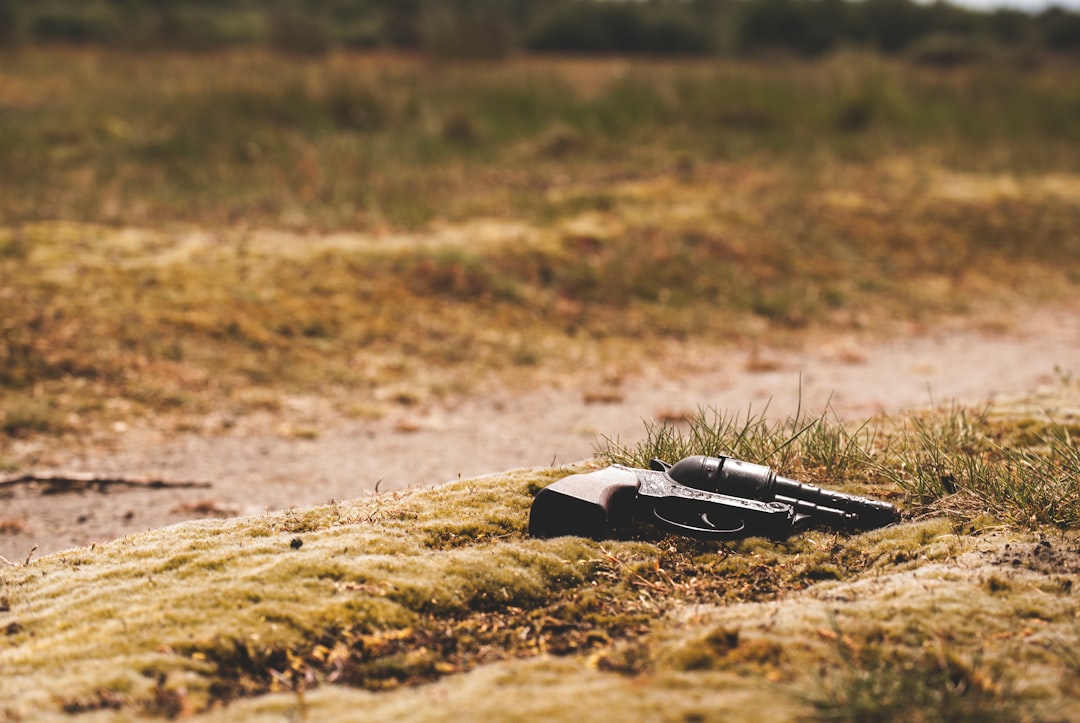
[599,380,1080,530]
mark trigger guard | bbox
[652,507,747,540]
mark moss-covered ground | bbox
[3,381,1079,721]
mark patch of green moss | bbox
[664,627,786,675]
[0,467,614,717]
[5,388,1080,719]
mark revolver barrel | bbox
[665,455,897,530]
[772,477,897,529]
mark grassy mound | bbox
[3,384,1079,720]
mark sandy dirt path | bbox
[2,302,1078,562]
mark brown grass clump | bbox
[0,518,30,535]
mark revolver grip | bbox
[528,466,640,539]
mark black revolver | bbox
[529,455,897,541]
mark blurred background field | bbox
[2,4,1080,718]
[1,0,1079,445]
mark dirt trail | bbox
[2,302,1078,562]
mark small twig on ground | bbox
[0,546,37,567]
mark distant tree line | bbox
[1,0,1077,58]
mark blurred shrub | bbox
[419,0,517,59]
[268,10,331,56]
[907,33,989,67]
[1039,7,1080,53]
[735,0,854,57]
[29,3,122,44]
[0,0,14,48]
[147,7,265,50]
[731,0,985,58]
[527,2,714,55]
[856,0,936,53]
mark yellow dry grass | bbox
[3,156,1078,448]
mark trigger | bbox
[701,511,746,535]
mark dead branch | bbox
[0,472,211,495]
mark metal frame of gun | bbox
[529,455,898,541]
